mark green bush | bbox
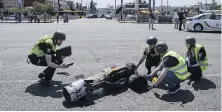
[8,7,18,15]
[33,1,46,15]
[45,3,54,15]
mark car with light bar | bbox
[185,13,221,32]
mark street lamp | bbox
[18,0,22,22]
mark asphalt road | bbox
[0,19,221,111]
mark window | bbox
[199,14,211,19]
[215,15,221,20]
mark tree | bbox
[76,2,79,10]
[90,0,97,14]
[33,2,46,15]
[67,1,74,10]
[0,0,3,8]
[215,4,221,10]
[45,3,54,15]
[8,7,18,15]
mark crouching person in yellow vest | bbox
[185,36,208,81]
[144,42,190,94]
[28,31,71,87]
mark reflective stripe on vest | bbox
[162,51,190,80]
[194,44,208,72]
[30,35,56,57]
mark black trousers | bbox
[28,54,63,81]
[179,19,183,30]
[187,66,202,81]
[145,57,160,74]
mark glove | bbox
[61,63,69,69]
[143,74,153,80]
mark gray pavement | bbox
[0,19,221,111]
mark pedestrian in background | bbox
[56,13,59,23]
[182,10,188,29]
[149,10,155,30]
[178,9,184,31]
[174,11,179,29]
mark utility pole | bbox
[121,0,123,21]
[153,0,155,11]
[115,0,116,10]
[205,0,207,11]
[161,0,163,8]
[18,0,22,22]
[167,0,168,12]
[161,0,163,12]
[149,0,151,11]
[81,0,83,11]
[58,0,60,11]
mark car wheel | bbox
[194,24,203,32]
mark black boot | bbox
[40,77,52,87]
[38,73,45,79]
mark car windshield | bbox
[192,14,210,18]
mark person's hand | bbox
[152,83,158,88]
[61,63,69,69]
[61,55,66,60]
[143,74,153,80]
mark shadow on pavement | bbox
[188,30,221,34]
[192,78,216,91]
[25,81,68,98]
[154,90,194,104]
[62,87,129,108]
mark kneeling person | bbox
[185,36,208,81]
[28,31,71,86]
[145,42,190,94]
[136,36,160,74]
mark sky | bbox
[72,0,221,8]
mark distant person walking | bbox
[174,12,179,29]
[56,13,59,23]
[149,10,155,30]
[182,10,188,29]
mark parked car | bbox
[98,14,105,18]
[86,14,98,18]
[186,13,221,32]
[3,15,15,20]
[105,15,112,20]
[125,14,136,20]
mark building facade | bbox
[2,0,18,8]
[45,0,68,11]
[24,0,44,7]
[1,0,68,11]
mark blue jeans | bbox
[158,71,183,88]
[174,18,179,29]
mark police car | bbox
[185,13,221,32]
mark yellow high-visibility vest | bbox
[30,35,56,57]
[162,51,190,80]
[194,44,208,72]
